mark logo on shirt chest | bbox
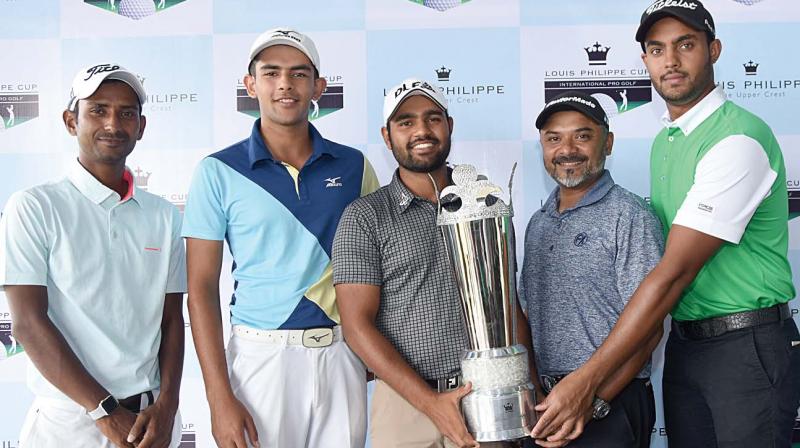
[574,232,588,247]
[325,177,343,188]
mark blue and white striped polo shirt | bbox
[182,120,378,330]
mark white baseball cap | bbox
[68,63,146,110]
[383,78,448,126]
[248,28,320,73]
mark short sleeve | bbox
[673,135,776,243]
[181,158,227,241]
[332,202,382,286]
[166,205,187,294]
[615,204,665,304]
[0,191,49,289]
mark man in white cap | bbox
[332,78,533,448]
[0,63,186,447]
[182,28,378,448]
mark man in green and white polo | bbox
[528,2,799,447]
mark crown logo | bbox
[436,66,452,82]
[585,42,610,66]
[743,60,759,75]
[133,167,152,191]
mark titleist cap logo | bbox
[83,64,120,81]
[646,0,698,15]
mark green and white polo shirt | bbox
[650,86,795,321]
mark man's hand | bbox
[422,382,479,448]
[210,394,260,448]
[530,371,595,443]
[126,400,177,448]
[95,407,137,448]
[532,407,592,447]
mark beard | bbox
[391,135,451,173]
[547,154,605,188]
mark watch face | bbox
[100,396,119,414]
[593,398,611,420]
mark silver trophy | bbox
[437,164,536,442]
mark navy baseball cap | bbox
[535,91,609,130]
[636,0,716,48]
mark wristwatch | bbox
[88,395,119,420]
[591,396,611,420]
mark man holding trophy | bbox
[333,78,536,447]
[522,91,664,447]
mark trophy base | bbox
[461,346,537,442]
[462,383,536,442]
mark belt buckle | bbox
[541,375,558,394]
[438,376,460,393]
[302,328,334,348]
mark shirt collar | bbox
[388,170,418,213]
[543,170,615,216]
[388,169,450,214]
[660,85,727,136]
[247,119,341,169]
[67,158,141,207]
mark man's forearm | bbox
[343,317,436,413]
[595,326,662,401]
[155,294,185,409]
[187,282,236,403]
[577,226,723,390]
[579,265,691,391]
[10,309,108,410]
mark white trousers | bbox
[226,328,368,448]
[19,394,182,448]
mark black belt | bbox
[540,374,569,394]
[425,375,461,393]
[118,390,155,414]
[672,303,791,341]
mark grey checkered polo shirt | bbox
[332,171,467,380]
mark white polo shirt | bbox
[0,159,186,400]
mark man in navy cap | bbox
[523,91,663,448]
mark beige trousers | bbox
[369,380,512,448]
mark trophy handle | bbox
[427,172,442,215]
[507,161,518,210]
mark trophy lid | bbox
[437,164,513,226]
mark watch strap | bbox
[87,395,118,420]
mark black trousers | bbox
[663,318,800,448]
[523,378,655,448]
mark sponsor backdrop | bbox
[1,0,799,446]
